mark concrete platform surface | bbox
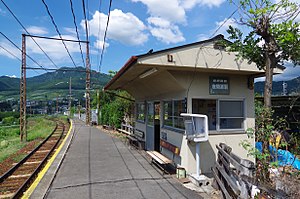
[38,120,202,199]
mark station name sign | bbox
[209,76,229,95]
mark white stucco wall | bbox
[135,71,255,175]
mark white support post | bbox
[196,142,200,177]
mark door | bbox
[146,102,154,150]
[154,102,160,152]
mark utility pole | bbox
[20,34,27,142]
[85,41,91,125]
[56,96,58,114]
[68,77,72,117]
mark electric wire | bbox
[41,0,77,67]
[81,0,89,43]
[0,32,45,69]
[0,0,58,69]
[69,0,85,67]
[96,0,103,72]
[0,44,41,74]
[99,0,113,72]
[81,0,90,72]
[0,44,22,62]
[209,8,238,38]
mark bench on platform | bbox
[117,123,134,135]
[127,130,145,150]
[146,140,180,174]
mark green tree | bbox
[97,90,133,129]
[227,0,300,185]
[227,0,300,107]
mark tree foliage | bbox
[94,90,133,129]
[227,0,300,107]
[227,0,300,188]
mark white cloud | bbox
[132,0,226,44]
[26,34,83,65]
[148,17,185,44]
[255,61,300,82]
[82,9,148,46]
[64,27,77,36]
[274,62,300,81]
[94,39,109,50]
[212,18,238,36]
[0,8,6,16]
[181,0,226,9]
[0,41,21,59]
[132,0,186,23]
[26,26,48,35]
[147,17,171,28]
[5,75,17,78]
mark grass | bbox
[0,116,57,163]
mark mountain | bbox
[254,76,300,95]
[0,67,111,100]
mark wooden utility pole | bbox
[20,34,27,142]
[68,77,72,117]
[85,41,91,125]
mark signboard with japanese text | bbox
[209,76,229,95]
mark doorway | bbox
[154,102,160,152]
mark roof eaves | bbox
[136,34,226,59]
[103,56,138,91]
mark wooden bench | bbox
[127,130,145,150]
[146,140,180,174]
[117,123,133,135]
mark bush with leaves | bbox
[97,90,133,129]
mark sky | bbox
[0,0,299,81]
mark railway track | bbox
[0,120,68,199]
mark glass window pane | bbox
[163,101,172,127]
[220,118,244,129]
[192,99,216,130]
[174,100,185,129]
[136,103,145,121]
[147,102,154,125]
[219,101,243,117]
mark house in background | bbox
[104,35,283,175]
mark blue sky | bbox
[0,0,299,81]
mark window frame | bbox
[136,102,145,123]
[162,99,186,132]
[217,99,245,132]
[192,98,246,133]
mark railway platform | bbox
[28,119,202,199]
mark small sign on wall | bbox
[209,76,229,95]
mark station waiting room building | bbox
[104,35,283,175]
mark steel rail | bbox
[0,124,58,182]
[13,122,66,199]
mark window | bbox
[147,102,154,125]
[136,102,145,122]
[192,99,216,130]
[192,99,244,132]
[219,100,244,129]
[163,99,185,130]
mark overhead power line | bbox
[99,0,113,72]
[0,32,46,69]
[96,0,103,72]
[69,0,85,67]
[210,8,238,38]
[0,44,41,75]
[0,0,59,69]
[81,0,89,43]
[41,0,77,67]
[0,44,22,62]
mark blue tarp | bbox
[256,142,300,170]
